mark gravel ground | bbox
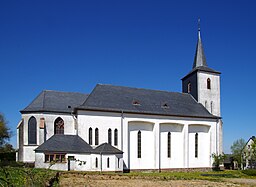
[59,174,256,187]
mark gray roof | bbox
[193,30,207,68]
[35,135,93,153]
[78,84,217,119]
[93,143,123,154]
[182,30,220,80]
[21,90,88,114]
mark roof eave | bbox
[75,107,220,120]
[181,68,221,80]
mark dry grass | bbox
[58,172,250,187]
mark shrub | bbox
[241,169,256,176]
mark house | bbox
[17,27,223,172]
[242,136,256,169]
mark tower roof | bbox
[182,20,220,80]
[193,19,207,68]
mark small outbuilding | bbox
[34,134,123,171]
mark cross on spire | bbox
[192,18,207,68]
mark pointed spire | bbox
[192,18,207,69]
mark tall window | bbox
[188,82,191,93]
[107,157,110,168]
[207,78,211,89]
[95,157,98,168]
[54,117,64,134]
[114,129,118,146]
[89,127,92,145]
[28,116,37,144]
[108,128,112,145]
[167,132,171,158]
[95,128,99,145]
[210,101,213,113]
[138,131,141,158]
[195,133,198,158]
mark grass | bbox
[1,167,256,186]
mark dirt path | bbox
[59,174,251,187]
[225,178,256,186]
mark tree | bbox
[0,113,12,150]
[230,138,246,169]
[212,153,225,171]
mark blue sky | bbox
[0,0,256,153]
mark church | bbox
[16,28,223,172]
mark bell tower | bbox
[182,20,221,117]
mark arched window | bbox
[107,157,110,168]
[138,131,141,158]
[54,117,64,134]
[108,128,112,145]
[195,133,198,158]
[188,82,191,93]
[207,78,211,89]
[95,157,98,168]
[167,132,171,158]
[210,101,213,113]
[118,158,120,168]
[28,116,37,145]
[114,129,118,146]
[205,101,207,108]
[95,128,99,145]
[89,127,92,145]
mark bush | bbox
[241,169,256,176]
[0,152,16,162]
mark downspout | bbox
[100,153,102,172]
[71,110,78,135]
[121,110,124,151]
[216,119,219,155]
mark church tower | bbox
[182,22,221,117]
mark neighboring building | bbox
[17,27,223,172]
[242,136,256,169]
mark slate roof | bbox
[182,29,220,80]
[193,30,207,68]
[93,143,123,154]
[35,135,93,153]
[21,90,88,114]
[77,84,218,119]
[182,66,221,80]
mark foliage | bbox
[241,169,256,176]
[212,153,225,170]
[0,152,16,162]
[230,138,246,169]
[0,144,15,153]
[0,166,58,186]
[0,113,11,148]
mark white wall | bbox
[77,111,122,149]
[77,111,218,170]
[19,113,76,162]
[188,124,210,168]
[35,153,91,171]
[128,121,154,169]
[198,72,221,117]
[160,123,184,169]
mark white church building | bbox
[17,28,223,172]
